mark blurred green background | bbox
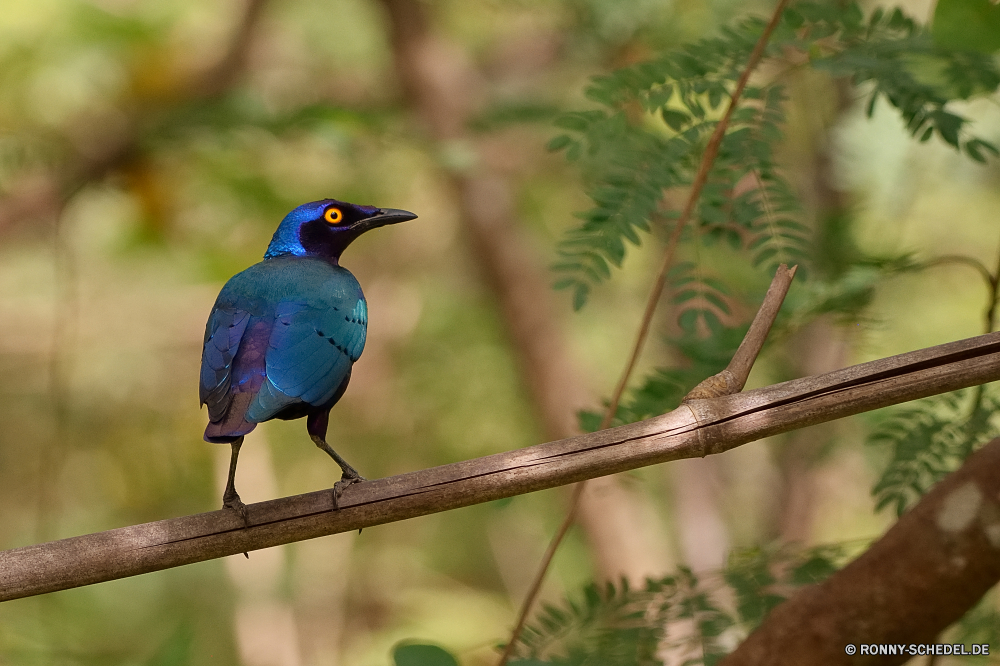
[0,0,998,664]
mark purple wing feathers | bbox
[200,309,251,421]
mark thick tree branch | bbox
[720,436,1000,666]
[2,332,999,602]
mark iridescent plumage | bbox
[200,199,416,520]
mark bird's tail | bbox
[204,392,257,443]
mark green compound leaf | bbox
[549,0,999,312]
[508,545,849,665]
[867,386,1000,516]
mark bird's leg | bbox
[222,436,250,527]
[310,435,364,479]
[308,410,365,510]
[310,435,366,509]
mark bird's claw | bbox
[332,474,366,510]
[223,493,250,528]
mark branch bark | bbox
[602,0,791,426]
[720,436,1000,666]
[2,331,999,602]
[685,264,797,400]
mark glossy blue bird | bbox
[200,199,417,520]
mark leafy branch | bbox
[867,387,1000,517]
[506,544,850,666]
[868,237,1000,516]
[497,3,796,662]
[549,1,1000,309]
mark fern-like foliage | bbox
[805,5,1000,161]
[549,14,806,309]
[723,544,848,628]
[550,1,1000,309]
[508,545,848,666]
[509,570,732,666]
[867,386,1000,517]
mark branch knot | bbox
[683,370,741,401]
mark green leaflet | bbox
[508,545,849,665]
[550,1,1000,310]
[866,386,1000,517]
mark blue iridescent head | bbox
[264,199,417,262]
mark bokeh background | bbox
[1,0,998,664]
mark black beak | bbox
[356,207,417,232]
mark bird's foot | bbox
[223,492,250,528]
[332,473,366,510]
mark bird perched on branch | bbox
[200,199,417,522]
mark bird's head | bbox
[264,199,417,262]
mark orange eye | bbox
[324,207,344,224]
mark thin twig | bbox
[986,239,1000,334]
[913,255,996,294]
[685,264,797,400]
[605,0,792,417]
[495,267,796,666]
[971,236,1000,411]
[493,481,586,666]
[496,3,793,660]
[724,264,798,388]
[914,243,1000,412]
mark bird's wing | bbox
[257,297,367,412]
[199,305,252,422]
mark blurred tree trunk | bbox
[768,76,855,544]
[0,0,268,237]
[721,437,1000,666]
[216,431,304,666]
[671,458,730,571]
[379,0,672,583]
[293,532,355,666]
[771,323,851,542]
